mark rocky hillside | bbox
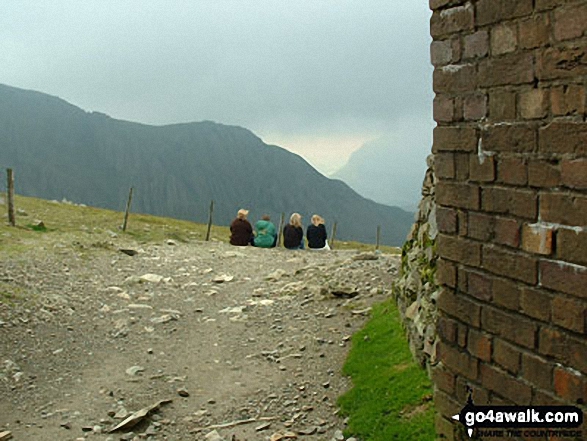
[0,83,414,246]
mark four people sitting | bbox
[229,209,329,250]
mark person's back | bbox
[254,218,276,248]
[283,213,304,249]
[230,209,253,246]
[307,223,327,249]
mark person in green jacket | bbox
[253,214,277,248]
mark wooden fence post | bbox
[276,212,285,247]
[122,187,133,232]
[330,222,337,249]
[7,168,15,227]
[205,200,214,241]
[376,225,381,251]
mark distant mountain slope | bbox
[0,83,414,245]
[332,128,432,211]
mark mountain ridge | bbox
[0,83,415,245]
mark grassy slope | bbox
[338,300,435,440]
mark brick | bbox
[492,277,521,311]
[497,157,528,185]
[554,367,587,403]
[557,228,587,266]
[483,124,536,153]
[431,40,453,66]
[467,328,491,362]
[467,270,492,302]
[437,206,458,234]
[434,414,455,441]
[437,258,457,288]
[463,30,489,59]
[467,211,494,241]
[457,322,467,348]
[553,3,587,41]
[476,0,533,26]
[537,45,587,81]
[437,341,479,381]
[438,315,459,343]
[438,181,480,210]
[491,23,517,55]
[438,234,481,267]
[519,15,551,50]
[528,159,561,188]
[479,52,534,87]
[540,260,587,299]
[568,335,587,374]
[494,217,520,248]
[493,338,521,374]
[519,89,548,120]
[455,153,470,180]
[536,0,576,12]
[429,0,452,10]
[531,389,567,407]
[463,93,487,120]
[482,246,538,285]
[522,353,553,391]
[539,326,569,361]
[434,389,462,419]
[431,363,456,394]
[437,288,482,327]
[551,295,586,333]
[433,126,478,153]
[430,4,474,38]
[480,363,532,404]
[457,210,468,237]
[469,155,494,182]
[433,63,477,93]
[482,187,537,219]
[561,158,587,189]
[520,287,552,322]
[539,122,587,155]
[434,95,455,122]
[482,306,537,349]
[522,223,554,256]
[489,90,516,120]
[551,84,586,116]
[435,152,456,179]
[540,193,587,226]
[455,376,490,405]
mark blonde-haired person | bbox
[307,214,330,250]
[229,208,253,246]
[283,213,304,250]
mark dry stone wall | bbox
[428,0,587,439]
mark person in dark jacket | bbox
[229,209,253,246]
[307,214,329,250]
[283,212,304,250]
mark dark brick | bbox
[437,206,458,234]
[539,122,587,155]
[522,353,553,391]
[476,0,533,26]
[433,126,478,153]
[537,45,587,81]
[438,234,482,267]
[540,193,587,227]
[482,187,538,220]
[480,363,532,404]
[553,3,587,41]
[431,363,456,394]
[437,258,457,288]
[438,182,480,210]
[455,153,470,181]
[562,158,587,189]
[489,90,516,121]
[557,228,587,266]
[551,84,586,116]
[463,31,489,59]
[482,245,538,285]
[434,389,462,420]
[482,306,537,349]
[467,211,494,241]
[467,270,492,302]
[455,376,490,404]
[519,14,551,49]
[528,159,561,188]
[493,338,521,374]
[497,157,528,185]
[539,326,568,362]
[551,295,586,333]
[436,152,456,179]
[437,341,479,381]
[430,4,474,38]
[540,260,587,299]
[433,63,478,93]
[479,52,534,87]
[483,125,536,153]
[469,155,495,182]
[467,328,491,362]
[431,40,454,67]
[438,288,482,328]
[520,287,552,322]
[492,277,521,311]
[494,217,520,248]
[438,315,459,344]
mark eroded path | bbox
[0,238,398,441]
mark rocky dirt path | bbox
[0,238,399,441]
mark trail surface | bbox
[0,237,398,441]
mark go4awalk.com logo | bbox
[452,396,584,439]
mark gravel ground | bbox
[0,236,399,441]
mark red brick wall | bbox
[430,0,587,439]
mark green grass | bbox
[338,300,435,441]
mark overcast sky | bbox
[1,1,433,175]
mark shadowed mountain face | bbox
[333,129,431,212]
[0,84,415,245]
